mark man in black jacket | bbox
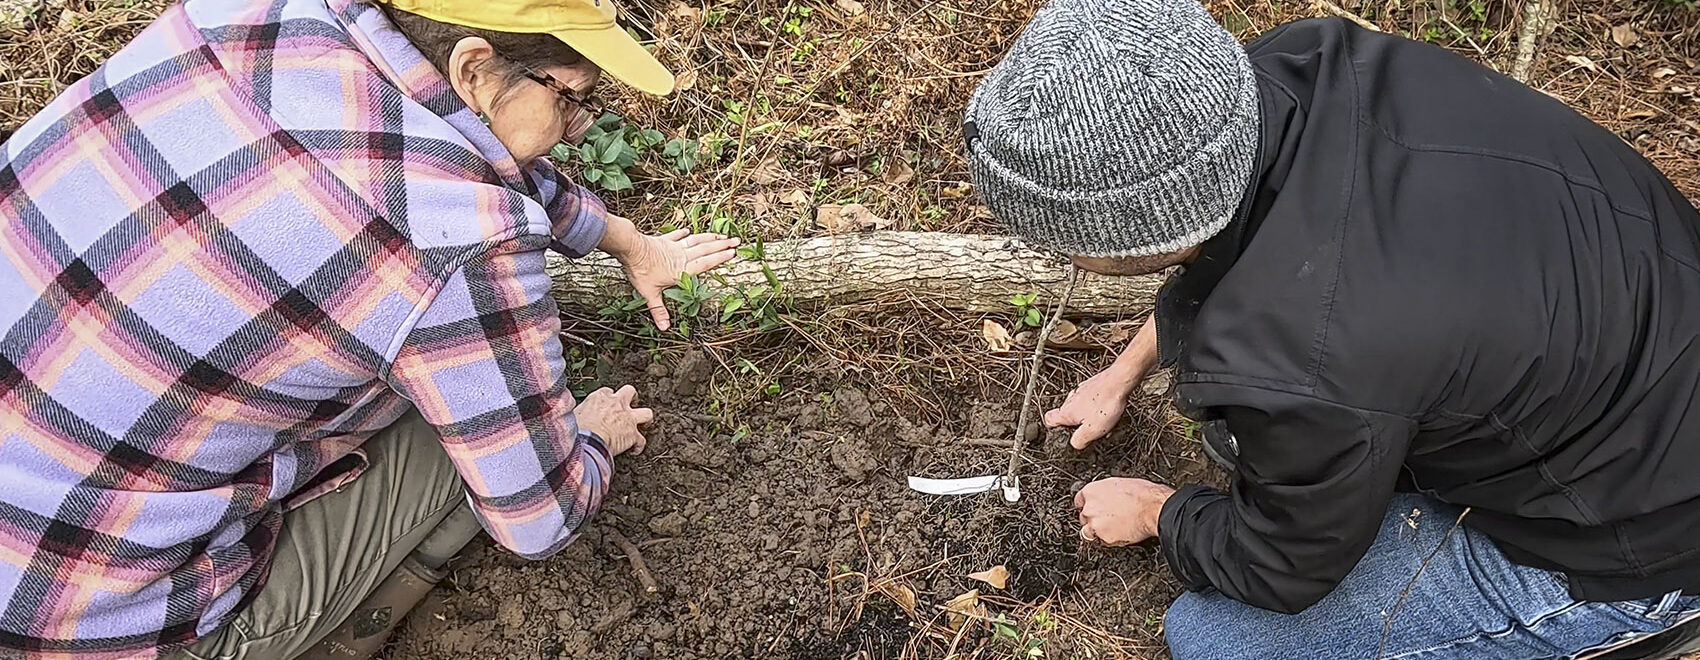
[964,0,1700,657]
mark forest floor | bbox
[3,0,1698,657]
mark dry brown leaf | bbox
[834,0,866,16]
[1564,55,1598,72]
[1098,320,1140,345]
[1045,319,1098,350]
[882,158,915,185]
[1611,24,1639,48]
[981,320,1013,353]
[1624,108,1659,120]
[822,150,855,168]
[668,2,701,23]
[750,159,783,185]
[943,590,984,630]
[939,182,972,199]
[877,583,917,616]
[816,203,891,233]
[781,189,812,206]
[1654,67,1678,80]
[737,193,771,218]
[967,565,1009,590]
[674,70,698,92]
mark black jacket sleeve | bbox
[1158,383,1418,613]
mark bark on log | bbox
[546,231,1160,316]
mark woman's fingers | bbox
[680,232,730,247]
[642,290,671,332]
[684,237,741,258]
[685,248,740,275]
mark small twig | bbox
[1437,12,1488,58]
[1003,265,1081,490]
[605,528,660,600]
[966,438,1016,448]
[1375,507,1471,659]
[1510,0,1549,83]
[1313,0,1381,31]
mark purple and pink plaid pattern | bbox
[0,0,614,656]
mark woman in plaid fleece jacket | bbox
[0,0,733,656]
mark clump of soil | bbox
[387,348,1217,659]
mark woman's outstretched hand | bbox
[601,217,740,331]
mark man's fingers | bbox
[616,384,638,405]
[630,433,648,455]
[1073,488,1086,509]
[662,228,691,241]
[644,291,672,332]
[1070,425,1102,450]
[1079,522,1096,542]
[631,406,655,425]
[1043,407,1076,428]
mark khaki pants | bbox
[171,410,467,660]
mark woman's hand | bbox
[574,385,652,456]
[600,217,740,331]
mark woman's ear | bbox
[446,36,498,115]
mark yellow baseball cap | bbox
[380,0,676,95]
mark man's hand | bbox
[1044,316,1159,449]
[1045,367,1140,450]
[1075,477,1176,546]
[600,217,740,331]
[574,385,653,456]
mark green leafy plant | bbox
[553,113,665,192]
[662,137,701,173]
[663,273,712,320]
[598,292,649,321]
[1009,292,1043,328]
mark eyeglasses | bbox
[517,66,604,144]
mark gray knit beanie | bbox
[964,0,1259,258]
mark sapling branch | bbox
[1004,264,1082,493]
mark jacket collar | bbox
[1157,71,1301,368]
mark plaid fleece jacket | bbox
[0,0,616,655]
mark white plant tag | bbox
[906,475,1001,496]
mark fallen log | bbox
[545,231,1160,316]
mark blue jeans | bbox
[1165,494,1700,659]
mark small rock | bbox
[832,387,875,427]
[1142,369,1174,396]
[762,534,781,551]
[672,350,713,397]
[648,512,687,536]
[747,500,762,518]
[631,643,653,660]
[829,441,878,482]
[645,362,670,378]
[1022,421,1041,443]
[647,622,676,641]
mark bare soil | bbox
[386,347,1216,659]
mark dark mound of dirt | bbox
[388,349,1217,659]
